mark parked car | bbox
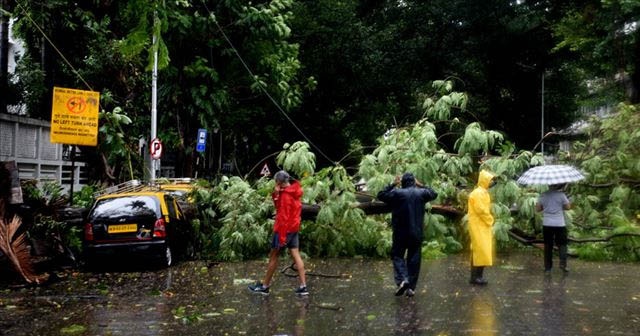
[154,178,198,219]
[154,178,195,197]
[83,182,193,268]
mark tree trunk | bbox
[301,193,463,221]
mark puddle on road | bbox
[1,252,639,335]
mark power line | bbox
[200,2,335,165]
[15,1,93,91]
[16,0,335,164]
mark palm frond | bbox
[0,215,49,284]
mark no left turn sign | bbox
[150,138,163,160]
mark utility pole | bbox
[149,11,159,180]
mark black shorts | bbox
[271,232,300,249]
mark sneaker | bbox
[248,282,270,295]
[395,280,410,296]
[560,266,569,273]
[295,286,309,296]
[405,289,415,297]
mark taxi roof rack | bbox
[94,179,147,198]
[94,178,196,198]
[151,177,195,185]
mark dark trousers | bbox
[543,226,568,270]
[391,239,422,290]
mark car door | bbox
[163,195,187,248]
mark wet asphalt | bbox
[0,251,639,335]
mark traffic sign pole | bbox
[149,11,159,180]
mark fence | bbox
[0,113,87,191]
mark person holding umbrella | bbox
[536,183,571,273]
[467,170,496,285]
[517,164,584,273]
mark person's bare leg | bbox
[262,249,280,286]
[289,248,306,286]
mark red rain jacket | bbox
[272,180,303,246]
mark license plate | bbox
[108,224,138,234]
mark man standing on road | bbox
[377,172,438,297]
[467,170,496,285]
[248,170,308,296]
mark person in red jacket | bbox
[249,170,308,296]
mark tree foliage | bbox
[98,107,137,182]
[289,0,583,163]
[559,103,640,261]
[553,0,640,103]
[10,0,592,177]
[191,82,639,262]
[8,1,640,262]
[12,0,310,178]
[192,82,547,260]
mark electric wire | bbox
[16,1,335,164]
[200,2,335,165]
[14,0,94,91]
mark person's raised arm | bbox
[377,176,400,203]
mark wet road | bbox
[1,251,639,335]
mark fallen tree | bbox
[508,226,640,245]
[302,202,461,219]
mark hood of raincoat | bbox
[477,170,495,189]
[401,172,416,188]
[468,169,496,267]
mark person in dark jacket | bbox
[377,172,438,297]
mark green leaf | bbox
[60,325,87,334]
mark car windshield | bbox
[90,196,160,220]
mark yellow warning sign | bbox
[50,87,100,146]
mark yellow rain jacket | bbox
[468,170,495,266]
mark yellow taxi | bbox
[83,180,193,268]
[154,178,198,218]
[154,178,196,198]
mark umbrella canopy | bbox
[517,164,585,185]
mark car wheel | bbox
[159,245,173,267]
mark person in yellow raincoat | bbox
[467,170,496,285]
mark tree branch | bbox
[508,227,640,244]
